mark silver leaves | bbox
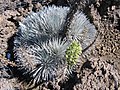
[67,11,97,49]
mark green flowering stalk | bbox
[65,41,82,66]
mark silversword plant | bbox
[14,5,96,86]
